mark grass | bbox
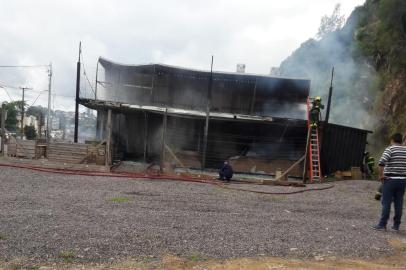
[0,233,7,240]
[27,267,40,270]
[188,252,203,262]
[400,247,406,252]
[109,196,132,203]
[59,250,75,263]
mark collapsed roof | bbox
[94,57,311,120]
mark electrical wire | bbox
[0,82,74,99]
[29,91,44,106]
[0,82,20,89]
[0,82,49,94]
[82,68,95,95]
[1,87,14,102]
[0,65,51,109]
[0,65,49,68]
[79,51,95,96]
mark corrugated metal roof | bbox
[98,57,311,81]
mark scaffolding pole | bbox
[202,56,213,169]
[160,108,168,171]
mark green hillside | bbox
[279,0,406,151]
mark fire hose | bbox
[0,162,334,195]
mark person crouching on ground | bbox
[219,161,233,182]
[373,133,406,231]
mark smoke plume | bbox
[278,6,377,130]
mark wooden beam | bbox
[261,155,306,185]
[165,144,185,167]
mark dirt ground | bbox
[3,242,406,270]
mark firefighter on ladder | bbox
[310,96,325,128]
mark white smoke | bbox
[279,7,377,130]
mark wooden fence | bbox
[7,139,106,165]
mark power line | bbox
[83,69,95,95]
[0,82,20,90]
[28,91,74,99]
[0,81,49,93]
[0,81,74,101]
[30,92,44,107]
[0,65,49,68]
[80,52,95,95]
[0,87,14,102]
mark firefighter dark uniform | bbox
[310,97,324,128]
[367,156,375,174]
[363,152,381,200]
[219,161,233,182]
[363,152,375,177]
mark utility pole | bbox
[46,63,52,141]
[1,102,6,156]
[20,87,32,139]
[74,41,81,143]
[325,67,334,123]
[95,60,99,101]
[202,56,214,169]
[105,109,112,169]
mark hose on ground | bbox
[0,162,334,195]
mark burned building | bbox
[79,57,370,178]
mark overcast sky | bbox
[0,0,365,111]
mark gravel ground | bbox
[0,166,404,264]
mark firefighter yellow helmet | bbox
[315,96,321,101]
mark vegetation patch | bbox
[188,252,204,262]
[109,196,132,203]
[59,250,76,263]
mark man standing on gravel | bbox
[373,133,406,231]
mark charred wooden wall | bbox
[320,123,370,176]
[95,108,307,175]
[94,108,370,177]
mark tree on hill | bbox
[317,4,346,39]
